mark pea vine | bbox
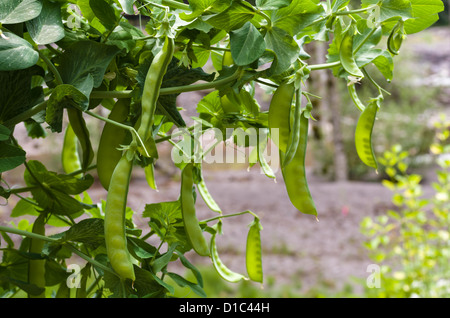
[0,0,444,298]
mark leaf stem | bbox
[201,210,258,224]
[333,5,378,16]
[38,50,63,85]
[0,225,58,243]
[308,61,341,71]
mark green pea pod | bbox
[257,129,276,180]
[62,123,82,178]
[28,213,46,298]
[144,162,158,191]
[97,99,131,190]
[282,88,302,168]
[67,108,94,171]
[181,163,210,257]
[211,224,247,283]
[281,111,317,216]
[355,98,379,171]
[104,154,135,281]
[196,169,222,214]
[246,217,263,284]
[348,83,365,112]
[137,36,174,157]
[339,24,364,78]
[388,20,405,56]
[268,82,295,153]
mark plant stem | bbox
[333,5,377,16]
[65,243,119,277]
[308,61,341,71]
[0,225,58,243]
[38,50,63,85]
[161,0,190,11]
[201,210,258,224]
[1,100,47,128]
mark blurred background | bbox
[1,1,449,298]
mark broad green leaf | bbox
[89,0,118,30]
[180,0,232,22]
[230,21,266,66]
[203,1,254,31]
[55,40,121,89]
[57,218,104,248]
[0,66,44,123]
[152,243,179,273]
[271,0,324,37]
[256,0,290,11]
[0,125,10,141]
[404,0,445,34]
[0,32,39,71]
[0,142,26,173]
[167,272,207,298]
[46,84,89,133]
[116,0,134,15]
[23,160,94,215]
[372,50,394,81]
[26,0,65,45]
[264,27,299,75]
[0,0,42,24]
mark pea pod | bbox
[282,88,302,168]
[66,108,94,171]
[246,217,263,283]
[137,36,174,157]
[97,99,131,190]
[180,163,210,257]
[257,129,276,180]
[210,222,247,283]
[387,20,405,56]
[347,83,365,112]
[355,98,379,171]
[62,123,82,178]
[339,24,364,78]
[281,111,317,216]
[144,162,158,191]
[268,82,295,153]
[28,213,46,298]
[104,154,135,281]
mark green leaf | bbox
[89,0,118,30]
[203,1,254,31]
[55,40,121,89]
[0,66,44,123]
[372,50,394,81]
[0,142,26,173]
[264,26,299,75]
[0,32,39,71]
[167,272,207,298]
[58,218,104,248]
[116,0,135,15]
[0,0,43,24]
[23,160,94,215]
[230,21,266,66]
[0,124,11,141]
[152,243,179,273]
[403,0,445,34]
[363,0,413,22]
[46,84,89,133]
[256,0,290,11]
[271,0,323,37]
[180,0,232,22]
[25,0,65,45]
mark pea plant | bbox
[0,0,443,298]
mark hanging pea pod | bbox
[282,87,302,168]
[137,36,174,158]
[257,129,276,180]
[97,99,131,190]
[268,82,295,153]
[66,108,94,172]
[62,123,82,178]
[246,216,263,284]
[388,20,406,56]
[281,110,317,216]
[98,99,131,180]
[104,154,135,282]
[180,163,210,257]
[28,213,47,298]
[144,162,158,191]
[355,97,380,171]
[195,166,222,214]
[347,82,365,112]
[210,221,247,283]
[339,23,364,79]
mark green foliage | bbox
[361,114,450,297]
[0,0,444,298]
